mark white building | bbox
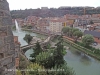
[49,20,65,34]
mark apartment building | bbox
[49,19,66,34]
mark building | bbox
[25,16,40,27]
[49,19,66,34]
[41,7,48,10]
[78,19,89,26]
[36,18,49,32]
[91,18,100,23]
[0,0,20,75]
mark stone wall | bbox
[0,0,9,10]
[0,0,20,75]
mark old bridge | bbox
[20,35,56,53]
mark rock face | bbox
[0,0,20,75]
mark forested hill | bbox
[10,7,100,19]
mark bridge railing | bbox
[20,44,35,48]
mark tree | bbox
[68,27,72,37]
[19,54,29,69]
[82,34,94,46]
[30,41,42,62]
[19,54,29,75]
[16,70,22,75]
[73,31,83,42]
[51,63,75,75]
[62,27,80,38]
[72,28,79,36]
[26,63,47,75]
[62,26,70,35]
[54,40,65,67]
[23,34,33,44]
[36,50,54,69]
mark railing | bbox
[20,43,35,49]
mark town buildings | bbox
[24,16,40,26]
[36,18,49,32]
[14,10,100,43]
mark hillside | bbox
[10,7,100,19]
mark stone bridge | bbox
[20,35,56,53]
[20,44,35,52]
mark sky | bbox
[7,0,100,10]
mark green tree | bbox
[73,31,83,42]
[23,34,33,44]
[30,41,42,62]
[68,27,73,37]
[62,26,70,36]
[72,28,79,37]
[82,34,94,46]
[36,50,54,69]
[16,70,22,75]
[26,63,47,75]
[62,27,80,38]
[19,54,29,69]
[19,54,29,75]
[53,40,65,67]
[50,63,75,75]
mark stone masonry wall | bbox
[0,0,20,75]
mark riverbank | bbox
[21,28,51,36]
[63,37,100,60]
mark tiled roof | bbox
[84,30,100,38]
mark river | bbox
[13,30,100,75]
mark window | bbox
[0,53,4,59]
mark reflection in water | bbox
[25,48,33,59]
[80,54,91,66]
[72,50,82,56]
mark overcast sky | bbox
[7,0,100,10]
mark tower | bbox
[0,0,20,75]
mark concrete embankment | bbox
[21,28,51,36]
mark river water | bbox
[13,30,100,75]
